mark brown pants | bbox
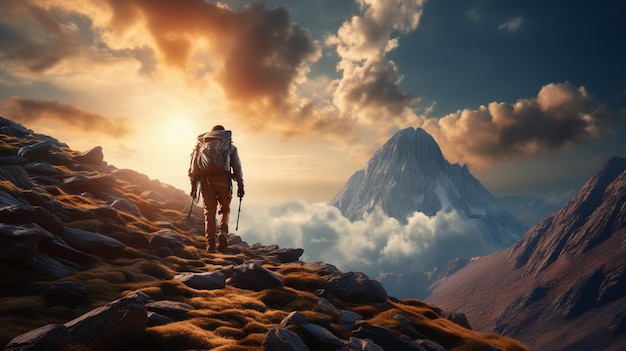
[201,179,232,247]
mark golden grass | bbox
[0,180,20,193]
[280,270,327,291]
[56,194,100,209]
[139,322,224,350]
[254,287,319,311]
[367,299,529,351]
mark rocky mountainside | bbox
[427,156,626,351]
[330,127,526,250]
[0,116,527,350]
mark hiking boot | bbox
[217,234,228,252]
[206,235,216,253]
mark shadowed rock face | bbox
[427,157,626,351]
[0,116,527,351]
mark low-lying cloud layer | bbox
[241,200,499,277]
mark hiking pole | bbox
[235,196,242,231]
[187,197,194,219]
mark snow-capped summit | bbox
[329,126,526,248]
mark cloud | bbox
[241,200,496,277]
[0,1,85,73]
[326,0,426,139]
[420,82,615,170]
[0,96,133,138]
[0,0,427,149]
[100,0,355,140]
[498,17,523,32]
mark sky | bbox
[1,0,625,276]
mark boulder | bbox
[299,323,345,349]
[4,324,70,351]
[146,300,194,321]
[0,189,26,207]
[270,248,305,263]
[352,321,425,351]
[64,291,150,350]
[325,272,388,303]
[0,165,33,189]
[18,190,55,211]
[446,311,472,330]
[174,272,226,290]
[17,141,61,162]
[22,162,61,176]
[6,291,150,351]
[34,251,79,279]
[92,205,120,220]
[147,311,172,327]
[37,224,96,265]
[0,205,63,234]
[280,311,311,327]
[225,262,283,291]
[0,223,41,268]
[302,261,343,278]
[109,198,142,217]
[63,174,116,194]
[73,146,104,165]
[59,227,125,258]
[263,327,311,351]
[344,337,385,351]
[149,229,185,252]
[416,339,448,351]
[0,155,28,166]
[318,298,363,331]
[395,314,427,340]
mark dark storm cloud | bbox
[0,96,133,138]
[422,82,617,169]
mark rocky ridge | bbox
[426,156,626,351]
[0,116,526,350]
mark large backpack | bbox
[190,130,232,176]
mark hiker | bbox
[189,125,244,253]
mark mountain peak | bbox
[330,127,526,270]
[367,127,446,174]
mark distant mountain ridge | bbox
[330,126,526,254]
[426,156,626,351]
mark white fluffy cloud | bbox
[240,200,496,277]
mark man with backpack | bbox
[189,125,244,253]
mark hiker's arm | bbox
[230,146,244,197]
[230,147,243,184]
